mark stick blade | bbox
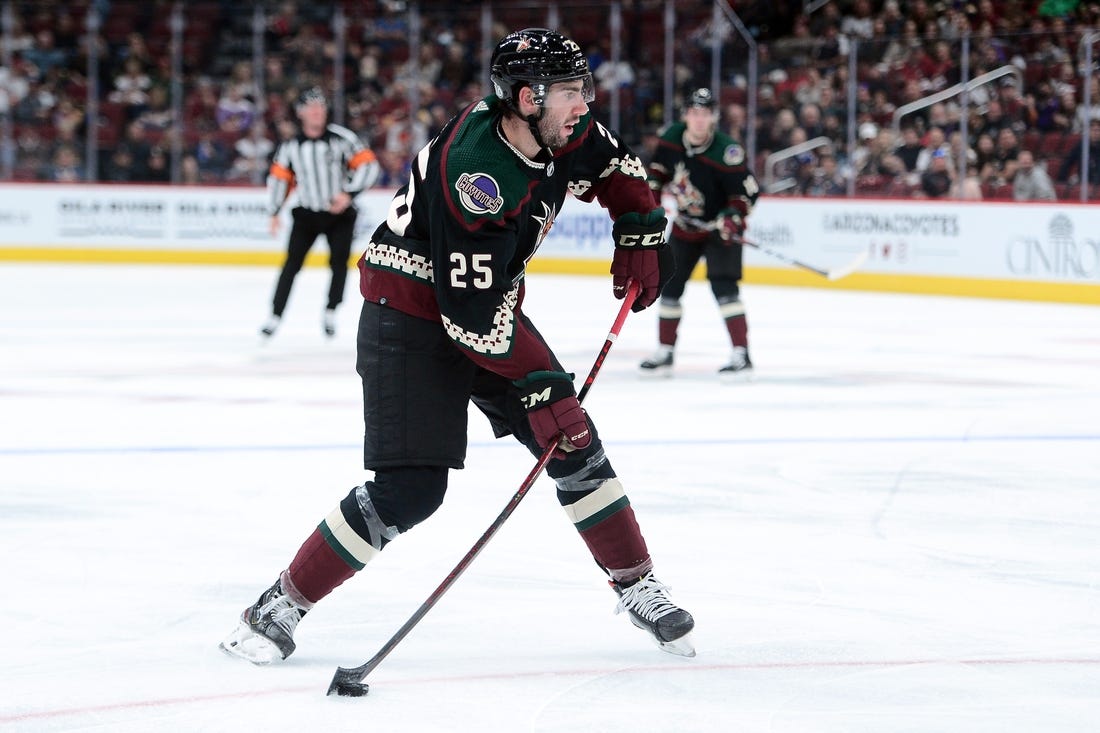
[327,666,370,697]
[827,249,869,281]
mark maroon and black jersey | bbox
[358,94,658,380]
[647,121,759,242]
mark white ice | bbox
[2,263,1099,732]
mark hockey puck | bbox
[328,679,369,697]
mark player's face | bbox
[537,79,591,150]
[683,106,716,139]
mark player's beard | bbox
[537,109,575,151]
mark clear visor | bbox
[537,74,595,108]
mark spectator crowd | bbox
[2,0,1100,201]
[738,0,1100,200]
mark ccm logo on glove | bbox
[611,208,674,312]
[616,231,665,247]
[520,387,554,408]
[514,370,592,458]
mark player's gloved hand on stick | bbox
[611,208,674,312]
[514,370,592,459]
[716,209,745,245]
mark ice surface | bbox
[2,263,1098,732]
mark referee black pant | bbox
[272,206,358,316]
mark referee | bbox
[260,87,380,338]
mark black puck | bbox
[328,680,369,697]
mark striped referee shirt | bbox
[267,124,380,215]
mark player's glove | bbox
[611,208,674,312]
[514,370,591,459]
[716,209,745,245]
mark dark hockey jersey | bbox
[647,121,759,242]
[358,94,658,380]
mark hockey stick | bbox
[327,279,642,697]
[680,215,868,281]
[738,235,868,280]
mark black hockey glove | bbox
[611,208,674,312]
[514,370,591,459]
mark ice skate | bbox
[612,572,695,657]
[220,575,309,664]
[323,308,336,338]
[718,346,753,382]
[260,315,281,338]
[638,345,674,378]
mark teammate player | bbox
[221,28,695,664]
[259,87,380,339]
[639,87,760,380]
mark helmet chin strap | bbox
[524,108,554,165]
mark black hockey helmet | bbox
[684,87,717,112]
[296,86,327,109]
[490,28,594,112]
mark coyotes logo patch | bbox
[456,172,504,215]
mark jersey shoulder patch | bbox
[442,100,530,227]
[721,142,745,166]
[707,132,745,167]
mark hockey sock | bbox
[658,318,679,348]
[560,478,652,582]
[287,485,394,603]
[657,299,682,346]
[720,300,748,348]
[286,527,357,605]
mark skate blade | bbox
[718,369,754,383]
[219,621,284,665]
[638,366,673,379]
[656,632,696,657]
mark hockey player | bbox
[220,28,694,665]
[639,87,760,380]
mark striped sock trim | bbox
[563,478,630,532]
[719,300,746,318]
[319,506,379,571]
[658,302,683,319]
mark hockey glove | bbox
[514,370,592,459]
[716,210,745,245]
[611,208,674,312]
